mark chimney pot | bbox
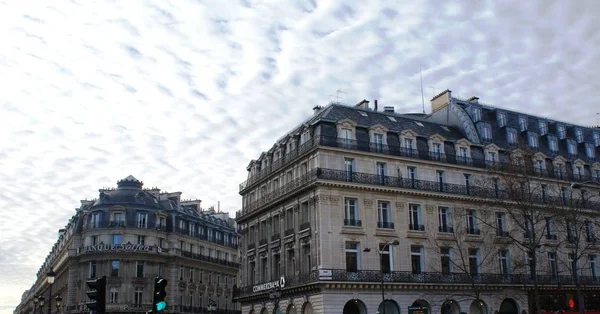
[374,100,378,111]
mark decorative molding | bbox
[426,205,435,215]
[329,196,340,205]
[363,199,374,209]
[395,202,405,212]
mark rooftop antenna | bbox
[420,66,425,114]
[332,89,347,103]
[596,113,599,126]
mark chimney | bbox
[312,105,323,116]
[355,99,370,110]
[383,106,395,113]
[431,89,452,112]
[467,96,479,103]
[374,100,378,111]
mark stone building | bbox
[15,176,240,314]
[234,91,600,314]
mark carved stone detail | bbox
[426,205,435,215]
[363,199,374,209]
[395,202,405,212]
[329,196,340,205]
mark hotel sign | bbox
[253,276,286,293]
[81,243,153,253]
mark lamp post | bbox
[38,297,45,314]
[46,269,56,314]
[364,240,400,314]
[54,295,62,314]
[33,294,39,314]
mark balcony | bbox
[466,228,481,235]
[177,249,240,268]
[546,234,558,241]
[409,224,425,231]
[271,233,281,242]
[344,219,362,227]
[259,238,268,246]
[234,269,600,299]
[247,243,255,250]
[377,221,394,229]
[299,221,311,231]
[284,228,295,237]
[438,226,454,233]
[108,221,126,228]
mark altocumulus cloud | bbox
[1,0,599,312]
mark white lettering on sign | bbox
[252,276,286,293]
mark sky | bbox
[1,0,599,312]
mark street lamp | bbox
[33,294,39,314]
[363,239,400,314]
[46,269,56,314]
[55,295,62,314]
[38,297,45,314]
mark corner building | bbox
[15,176,241,314]
[234,91,600,314]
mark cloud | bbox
[1,0,599,312]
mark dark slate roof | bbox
[319,104,465,140]
[93,175,161,208]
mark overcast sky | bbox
[1,0,600,312]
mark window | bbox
[595,133,600,146]
[158,216,166,229]
[535,160,544,173]
[387,116,397,122]
[180,266,184,280]
[558,125,566,139]
[548,137,558,153]
[405,138,415,150]
[137,235,145,245]
[519,116,528,131]
[432,143,442,160]
[575,166,583,179]
[493,178,500,197]
[189,294,193,307]
[436,170,445,192]
[273,254,281,279]
[341,128,352,146]
[459,147,469,164]
[358,111,368,117]
[109,287,118,304]
[379,243,393,273]
[591,255,598,279]
[345,242,360,272]
[189,223,196,237]
[112,234,121,245]
[199,270,204,283]
[180,241,185,250]
[497,112,507,127]
[487,151,496,165]
[481,125,492,141]
[546,252,557,279]
[438,207,452,233]
[91,212,101,228]
[586,144,596,159]
[568,140,577,155]
[91,235,98,245]
[469,249,480,275]
[409,204,423,231]
[496,212,507,235]
[472,107,481,121]
[507,128,518,145]
[344,158,354,181]
[303,245,311,274]
[179,219,185,230]
[373,133,384,152]
[261,257,268,282]
[586,221,596,242]
[136,261,144,277]
[376,162,387,184]
[113,212,124,223]
[528,132,538,148]
[344,198,359,226]
[110,260,120,277]
[136,212,148,228]
[466,210,478,234]
[189,243,194,253]
[562,187,570,205]
[159,238,165,249]
[576,129,584,143]
[89,261,96,278]
[407,166,417,185]
[545,217,555,239]
[441,247,452,274]
[464,174,472,194]
[411,246,424,274]
[377,201,392,228]
[134,288,143,305]
[525,251,534,278]
[539,121,547,135]
[498,250,510,277]
[569,253,579,276]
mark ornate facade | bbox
[234,91,600,314]
[15,176,241,314]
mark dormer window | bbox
[539,121,547,135]
[497,112,507,127]
[404,138,415,150]
[576,129,584,143]
[567,140,577,156]
[507,128,518,146]
[479,124,492,142]
[534,159,545,173]
[586,144,596,159]
[548,136,558,154]
[519,117,528,132]
[472,108,481,122]
[594,133,600,146]
[558,125,566,139]
[487,151,497,164]
[528,132,539,149]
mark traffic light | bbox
[86,276,106,313]
[153,277,168,313]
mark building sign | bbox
[252,276,286,293]
[408,305,429,314]
[318,269,332,280]
[80,243,153,253]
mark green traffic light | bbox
[156,301,167,311]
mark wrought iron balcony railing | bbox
[299,221,311,231]
[409,224,425,231]
[377,221,394,229]
[344,219,362,227]
[234,268,600,299]
[240,135,600,194]
[438,226,454,233]
[466,228,481,235]
[176,249,240,268]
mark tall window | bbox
[344,158,354,181]
[525,251,534,278]
[91,235,98,245]
[472,107,481,121]
[189,223,196,237]
[405,138,414,150]
[344,198,359,226]
[482,125,492,140]
[303,245,311,274]
[586,145,596,159]
[109,287,118,304]
[134,288,143,305]
[261,257,268,282]
[341,128,352,148]
[441,247,452,275]
[498,250,510,277]
[496,212,507,235]
[89,261,96,278]
[464,174,472,194]
[91,212,101,228]
[586,221,596,242]
[407,166,417,187]
[136,261,144,277]
[345,242,360,272]
[528,132,539,148]
[568,140,578,155]
[409,204,423,231]
[112,234,121,245]
[273,254,281,279]
[497,112,506,127]
[576,129,584,142]
[548,137,558,153]
[558,125,566,139]
[137,235,145,245]
[373,133,384,152]
[438,207,452,233]
[432,143,442,160]
[595,133,600,146]
[459,147,469,164]
[376,162,386,184]
[180,266,184,280]
[548,252,558,278]
[546,217,555,239]
[591,255,598,279]
[411,246,424,274]
[377,201,392,228]
[436,170,445,192]
[487,151,496,165]
[379,243,393,273]
[466,210,477,234]
[539,121,547,135]
[507,128,518,145]
[110,260,120,277]
[469,249,479,275]
[519,116,528,131]
[137,212,148,228]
